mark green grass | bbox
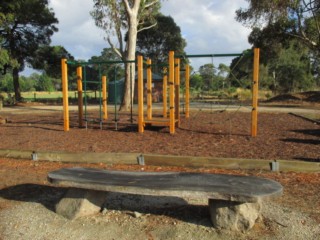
[1,91,101,101]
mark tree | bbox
[89,48,125,82]
[0,0,58,101]
[0,13,18,74]
[199,64,216,91]
[31,45,74,79]
[236,0,320,54]
[91,0,161,110]
[136,14,187,68]
[272,41,314,92]
[190,73,204,90]
[246,23,316,92]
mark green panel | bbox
[108,80,124,104]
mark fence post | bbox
[147,58,152,120]
[138,55,144,133]
[185,64,190,118]
[62,58,69,131]
[102,75,108,120]
[163,68,168,118]
[251,48,260,137]
[169,51,175,134]
[77,66,83,128]
[174,57,180,127]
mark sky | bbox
[26,0,252,75]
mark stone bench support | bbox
[48,167,282,231]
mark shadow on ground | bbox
[0,184,212,227]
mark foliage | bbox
[91,0,161,110]
[236,0,320,54]
[273,42,314,92]
[190,73,204,90]
[198,64,216,90]
[0,0,58,100]
[136,14,187,68]
[0,13,19,74]
[0,74,13,92]
[30,45,74,79]
[0,72,60,93]
[88,48,125,82]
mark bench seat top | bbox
[48,167,283,202]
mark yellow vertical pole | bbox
[162,68,168,118]
[251,48,260,137]
[185,64,190,118]
[174,58,180,127]
[61,58,69,131]
[169,51,175,134]
[138,55,144,133]
[77,66,83,128]
[102,75,107,120]
[147,58,152,120]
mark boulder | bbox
[209,199,261,232]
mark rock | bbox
[55,188,107,220]
[101,208,108,215]
[208,199,261,232]
[133,211,143,218]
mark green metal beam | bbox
[177,53,243,59]
[66,60,136,66]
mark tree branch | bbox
[107,36,123,59]
[287,32,317,48]
[143,0,159,9]
[303,0,320,43]
[138,21,157,32]
[122,0,132,15]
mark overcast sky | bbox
[27,0,252,74]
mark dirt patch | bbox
[0,158,319,239]
[0,108,319,161]
[0,104,319,239]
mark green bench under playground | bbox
[48,167,283,232]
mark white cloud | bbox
[23,0,251,75]
[160,0,251,70]
[49,0,106,60]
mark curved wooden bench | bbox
[48,167,283,231]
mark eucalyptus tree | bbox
[91,0,161,110]
[136,14,187,69]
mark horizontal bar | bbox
[177,53,243,58]
[146,63,169,68]
[66,60,136,65]
[83,80,101,84]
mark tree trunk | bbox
[120,15,138,111]
[12,67,21,101]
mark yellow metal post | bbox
[251,48,260,137]
[185,64,190,118]
[169,51,175,134]
[61,58,69,131]
[138,55,144,133]
[77,66,83,128]
[147,58,152,120]
[174,58,180,127]
[162,68,168,118]
[102,75,107,120]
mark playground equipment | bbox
[61,59,135,131]
[137,51,180,134]
[61,48,260,136]
[181,48,260,137]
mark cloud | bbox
[35,0,251,71]
[49,0,106,60]
[160,0,251,70]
